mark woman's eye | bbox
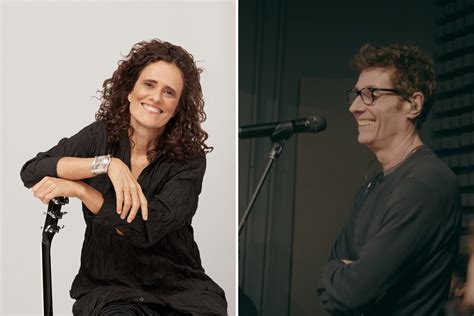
[164,89,175,97]
[144,82,153,88]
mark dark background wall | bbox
[239,0,437,315]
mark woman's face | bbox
[128,60,184,135]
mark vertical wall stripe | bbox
[260,0,288,312]
[241,0,265,287]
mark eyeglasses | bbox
[345,87,405,106]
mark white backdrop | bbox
[1,1,236,315]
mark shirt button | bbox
[139,297,144,302]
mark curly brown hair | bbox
[95,39,212,161]
[353,43,436,129]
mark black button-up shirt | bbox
[20,121,227,316]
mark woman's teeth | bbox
[141,103,163,114]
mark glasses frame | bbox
[345,87,407,106]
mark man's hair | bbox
[352,43,436,129]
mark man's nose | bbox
[349,96,366,113]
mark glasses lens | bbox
[346,90,357,105]
[360,88,373,105]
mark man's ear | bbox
[454,283,466,298]
[407,92,424,119]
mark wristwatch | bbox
[91,154,112,175]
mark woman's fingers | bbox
[107,159,148,223]
[138,187,148,221]
[33,178,55,203]
[127,188,141,223]
[119,182,147,223]
[32,176,50,193]
[43,189,58,204]
[114,185,124,215]
[31,177,80,204]
[120,185,132,220]
[31,172,149,224]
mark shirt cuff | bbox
[21,156,62,188]
[323,259,347,292]
[41,156,62,177]
[87,195,131,232]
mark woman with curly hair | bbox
[20,39,227,316]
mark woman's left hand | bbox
[31,176,82,204]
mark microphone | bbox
[239,116,327,139]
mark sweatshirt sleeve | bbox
[317,188,364,315]
[327,186,368,262]
[20,121,103,188]
[87,157,206,248]
[320,178,448,312]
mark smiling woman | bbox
[128,61,183,133]
[19,39,227,316]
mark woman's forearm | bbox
[76,181,104,214]
[76,181,123,235]
[57,157,96,180]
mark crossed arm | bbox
[319,180,444,313]
[31,156,148,223]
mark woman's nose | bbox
[150,90,162,103]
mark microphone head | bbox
[301,116,327,133]
[239,116,327,140]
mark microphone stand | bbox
[238,121,294,235]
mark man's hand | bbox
[107,158,148,222]
[463,254,474,306]
[341,259,354,265]
[32,176,82,204]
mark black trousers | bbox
[100,302,188,316]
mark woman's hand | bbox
[32,176,82,204]
[107,158,148,222]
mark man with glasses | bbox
[318,43,462,315]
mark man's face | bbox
[349,67,412,151]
